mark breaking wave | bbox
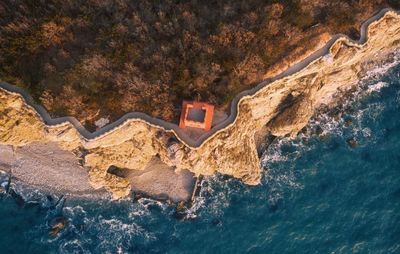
[1,50,399,254]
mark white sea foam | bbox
[8,183,61,208]
[128,207,149,218]
[362,49,400,81]
[52,51,400,225]
[137,198,168,211]
[59,239,89,254]
[366,81,389,93]
[128,198,168,218]
[63,205,88,222]
[262,146,288,163]
[192,174,234,217]
[185,197,205,219]
[88,216,156,253]
[362,127,372,138]
[259,55,400,206]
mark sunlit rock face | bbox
[0,11,399,199]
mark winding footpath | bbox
[0,8,398,149]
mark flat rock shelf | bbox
[0,9,399,200]
[0,143,196,202]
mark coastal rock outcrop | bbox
[0,11,399,199]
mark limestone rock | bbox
[0,11,399,199]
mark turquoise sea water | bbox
[1,58,400,253]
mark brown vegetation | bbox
[0,0,397,129]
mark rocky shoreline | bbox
[0,9,399,200]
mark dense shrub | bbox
[0,0,396,128]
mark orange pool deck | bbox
[179,101,214,131]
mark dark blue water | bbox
[1,59,400,253]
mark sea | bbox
[0,54,400,253]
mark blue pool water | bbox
[1,58,400,253]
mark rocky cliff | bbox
[1,10,399,199]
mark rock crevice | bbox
[0,11,399,199]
